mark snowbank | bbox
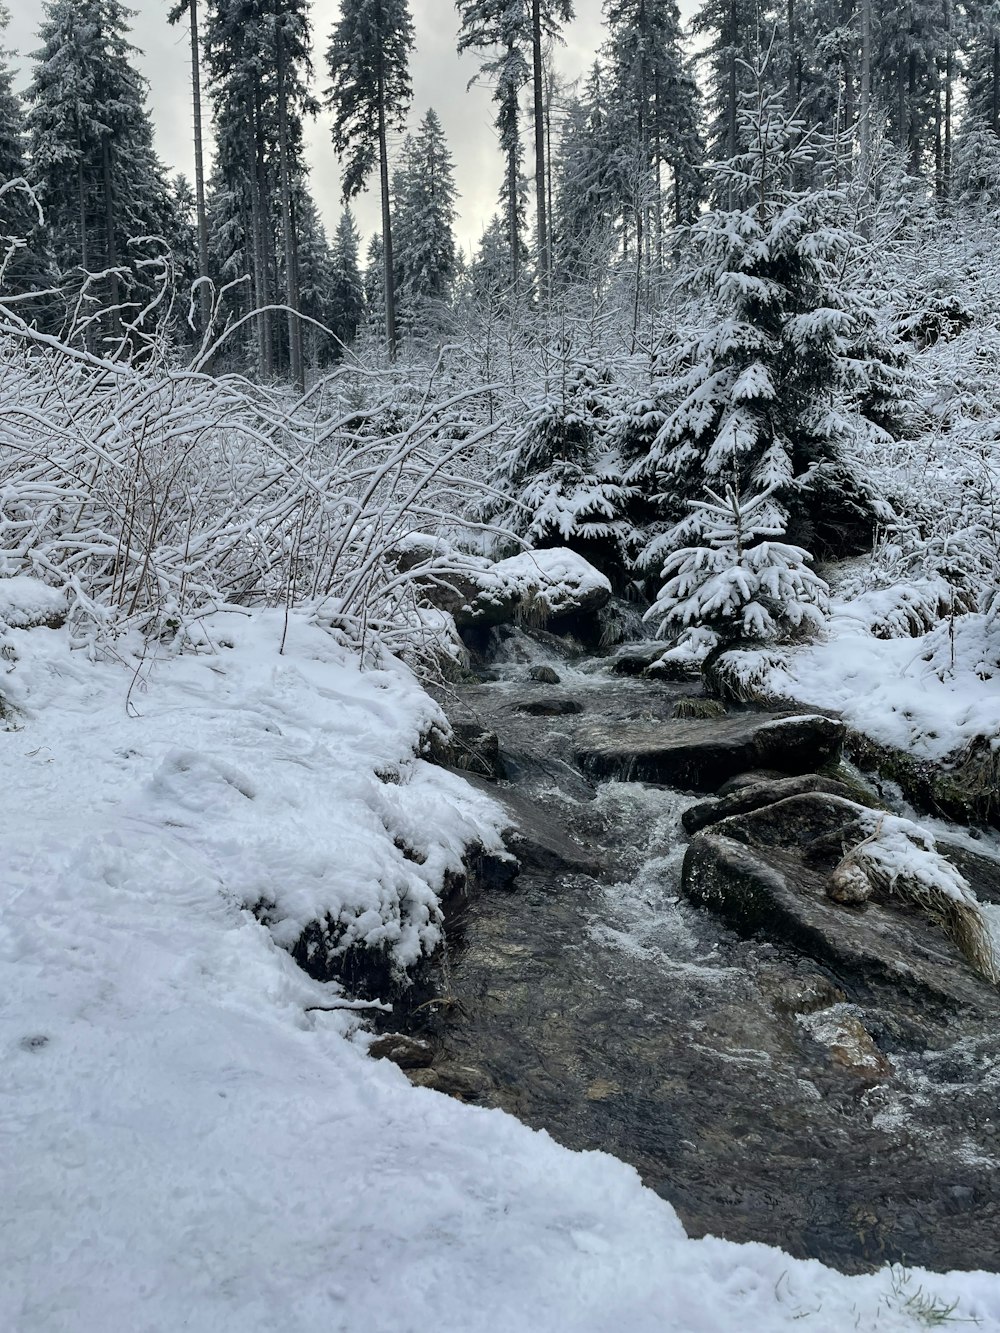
[2,613,998,1332]
[744,600,1000,763]
[0,574,66,629]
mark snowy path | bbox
[2,612,998,1332]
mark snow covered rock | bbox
[389,538,611,634]
[483,548,612,622]
[0,576,66,629]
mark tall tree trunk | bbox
[907,51,920,174]
[545,56,554,285]
[531,0,548,296]
[276,15,304,389]
[727,0,738,206]
[251,79,273,378]
[187,0,211,337]
[993,32,1000,134]
[943,0,953,200]
[376,50,396,359]
[101,134,121,341]
[859,0,872,178]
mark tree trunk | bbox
[250,77,273,378]
[376,50,396,359]
[188,0,211,338]
[908,51,919,174]
[101,134,121,340]
[943,0,953,201]
[276,14,304,389]
[860,0,872,179]
[993,32,1000,135]
[531,0,548,295]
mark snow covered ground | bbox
[2,606,1000,1333]
[743,596,1000,764]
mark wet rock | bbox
[799,1008,893,1081]
[528,664,561,684]
[762,971,845,1015]
[368,1033,435,1069]
[514,697,583,717]
[682,773,864,836]
[407,1062,491,1101]
[448,721,506,779]
[575,713,845,791]
[681,801,1000,1013]
[716,769,787,796]
[671,698,727,721]
[933,834,1000,906]
[608,644,668,676]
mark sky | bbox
[6,0,618,260]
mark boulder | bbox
[463,548,612,628]
[681,794,1000,1013]
[574,713,844,791]
[682,773,866,836]
[528,664,561,684]
[513,697,583,717]
[368,1033,435,1069]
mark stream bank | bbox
[383,625,1000,1275]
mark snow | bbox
[0,575,66,628]
[750,600,1000,762]
[2,614,1000,1332]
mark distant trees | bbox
[203,0,316,380]
[26,0,185,347]
[0,5,55,326]
[325,0,414,360]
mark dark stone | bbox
[683,773,866,836]
[368,1033,435,1069]
[514,697,583,717]
[528,664,561,684]
[608,644,667,676]
[574,713,845,791]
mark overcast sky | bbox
[5,1,684,259]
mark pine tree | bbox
[392,109,459,336]
[325,0,414,360]
[551,64,624,282]
[167,0,211,337]
[0,4,57,327]
[644,483,830,644]
[329,207,365,354]
[26,0,185,346]
[605,0,704,248]
[456,0,572,290]
[636,80,907,585]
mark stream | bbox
[392,626,1000,1275]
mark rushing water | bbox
[394,629,1000,1274]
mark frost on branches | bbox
[644,483,830,644]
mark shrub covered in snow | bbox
[644,485,829,645]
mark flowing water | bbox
[394,628,1000,1274]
